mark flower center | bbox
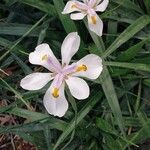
[41,54,88,99]
[51,64,87,99]
[71,2,97,25]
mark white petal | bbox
[95,0,109,12]
[66,77,89,100]
[73,54,103,80]
[20,73,53,90]
[62,1,81,14]
[87,14,103,36]
[43,83,68,117]
[61,32,80,65]
[70,12,86,20]
[29,43,61,72]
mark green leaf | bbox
[0,78,32,110]
[144,0,150,15]
[0,14,47,62]
[96,118,117,134]
[18,0,57,16]
[123,119,150,149]
[85,22,126,136]
[53,91,102,150]
[112,0,144,14]
[105,61,150,72]
[11,53,32,74]
[143,79,150,87]
[117,38,150,62]
[102,15,150,58]
[53,0,77,33]
[102,134,122,150]
[5,107,67,131]
[0,23,63,40]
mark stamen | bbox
[52,88,59,98]
[91,16,97,24]
[42,54,48,61]
[76,64,87,72]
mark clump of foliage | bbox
[0,0,150,149]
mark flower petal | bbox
[70,12,86,20]
[88,0,97,7]
[87,14,103,36]
[29,43,61,72]
[96,0,109,12]
[52,74,64,89]
[20,73,53,90]
[75,1,88,10]
[66,77,89,100]
[73,54,103,80]
[61,32,80,65]
[62,1,81,14]
[43,83,68,117]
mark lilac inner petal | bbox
[76,1,88,10]
[87,8,96,16]
[53,74,64,88]
[63,63,76,75]
[47,56,61,73]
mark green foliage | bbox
[0,0,150,149]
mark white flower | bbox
[62,0,109,36]
[20,32,103,117]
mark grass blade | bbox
[105,61,150,72]
[53,91,102,150]
[0,14,47,62]
[102,15,150,58]
[85,21,126,136]
[18,0,57,16]
[53,0,77,33]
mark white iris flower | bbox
[20,32,103,117]
[62,0,109,36]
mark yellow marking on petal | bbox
[71,4,77,9]
[76,64,87,72]
[42,54,48,61]
[91,16,97,24]
[52,88,59,98]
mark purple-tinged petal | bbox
[52,74,64,89]
[75,1,88,10]
[87,8,97,16]
[63,63,76,75]
[29,43,61,72]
